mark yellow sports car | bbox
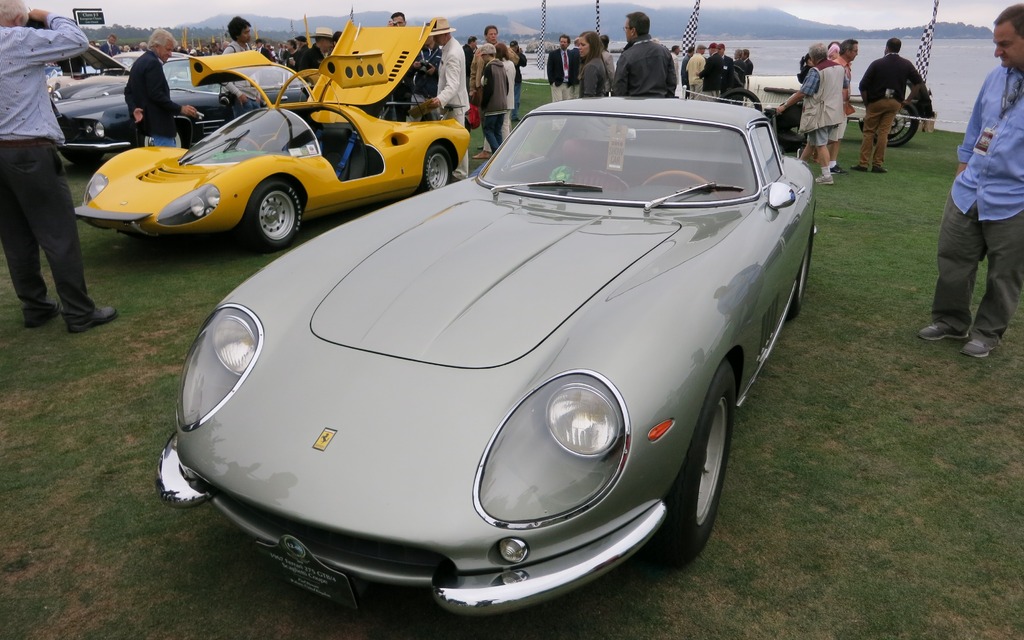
[77,23,470,251]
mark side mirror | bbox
[767,182,797,210]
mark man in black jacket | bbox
[854,37,924,172]
[700,42,724,98]
[546,34,579,101]
[124,29,198,147]
[612,12,676,97]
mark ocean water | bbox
[522,39,999,134]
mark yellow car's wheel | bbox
[236,179,303,252]
[419,143,452,193]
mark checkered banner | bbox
[914,0,940,83]
[537,0,548,69]
[596,0,600,33]
[681,0,701,52]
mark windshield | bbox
[180,109,319,165]
[479,114,758,205]
[165,59,217,94]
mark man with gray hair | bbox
[776,42,847,185]
[125,29,200,147]
[0,1,117,331]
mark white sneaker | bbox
[815,175,834,185]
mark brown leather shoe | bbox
[472,151,491,160]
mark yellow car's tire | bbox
[236,178,303,252]
[418,143,452,193]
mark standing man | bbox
[854,37,924,173]
[509,39,526,120]
[919,5,1024,358]
[685,43,707,97]
[699,42,723,98]
[613,11,676,98]
[546,35,579,102]
[776,42,847,186]
[99,33,118,56]
[718,43,737,94]
[826,38,859,174]
[125,29,200,147]
[297,27,333,72]
[422,17,469,180]
[221,17,262,118]
[0,2,117,332]
[463,35,477,84]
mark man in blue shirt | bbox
[0,2,117,332]
[919,4,1024,358]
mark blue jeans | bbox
[483,113,503,152]
[232,96,261,119]
[512,82,522,120]
[149,135,177,147]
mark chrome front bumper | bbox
[432,501,666,615]
[157,434,212,507]
[158,433,667,614]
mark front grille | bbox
[212,493,447,581]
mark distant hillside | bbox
[88,5,991,45]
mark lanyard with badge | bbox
[974,71,1024,155]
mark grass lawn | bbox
[1,82,1022,639]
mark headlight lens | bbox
[547,383,619,456]
[158,185,221,225]
[83,173,108,205]
[93,122,105,138]
[177,305,263,430]
[476,372,628,526]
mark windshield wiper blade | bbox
[491,180,604,197]
[643,182,745,213]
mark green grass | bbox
[2,85,1022,639]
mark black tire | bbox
[418,143,452,192]
[719,88,762,113]
[786,225,814,321]
[235,179,302,252]
[857,103,919,148]
[645,361,735,568]
[60,150,105,167]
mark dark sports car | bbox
[55,56,301,166]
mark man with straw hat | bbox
[422,17,469,179]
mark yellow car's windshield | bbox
[180,109,319,165]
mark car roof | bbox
[531,97,766,129]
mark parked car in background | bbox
[77,30,470,252]
[156,96,816,613]
[46,45,129,94]
[55,54,299,166]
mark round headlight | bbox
[213,314,257,374]
[177,305,262,430]
[547,383,619,456]
[94,122,105,138]
[83,173,108,205]
[189,195,206,218]
[476,372,628,526]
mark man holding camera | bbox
[0,1,117,332]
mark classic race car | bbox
[76,24,470,251]
[157,97,816,613]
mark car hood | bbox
[311,198,680,368]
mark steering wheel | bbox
[573,169,629,192]
[642,170,708,187]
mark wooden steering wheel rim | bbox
[642,169,708,186]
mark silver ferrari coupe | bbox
[157,97,816,614]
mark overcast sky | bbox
[45,0,1001,32]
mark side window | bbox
[751,125,783,183]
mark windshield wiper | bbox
[491,180,604,198]
[643,182,745,213]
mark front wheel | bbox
[235,179,302,252]
[419,143,452,192]
[644,361,735,568]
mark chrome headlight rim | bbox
[177,303,263,432]
[472,369,631,530]
[158,184,221,225]
[83,172,108,205]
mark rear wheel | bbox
[235,179,302,252]
[645,361,735,567]
[419,143,452,192]
[858,103,919,148]
[719,88,762,112]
